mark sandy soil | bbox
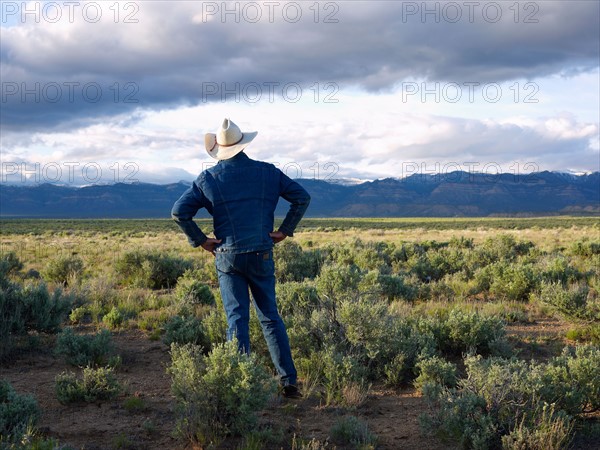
[1,322,598,450]
[1,330,177,450]
[1,328,458,450]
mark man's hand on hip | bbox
[201,238,222,255]
[269,231,287,244]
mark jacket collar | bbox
[218,152,250,165]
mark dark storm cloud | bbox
[1,1,598,130]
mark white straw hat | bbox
[204,118,258,160]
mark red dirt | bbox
[2,323,598,450]
[1,329,458,450]
[1,330,177,450]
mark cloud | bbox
[2,102,597,185]
[1,1,598,130]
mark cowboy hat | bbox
[204,118,258,160]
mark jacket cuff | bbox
[191,234,208,248]
[278,226,293,237]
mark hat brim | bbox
[204,131,258,160]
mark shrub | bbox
[168,341,277,445]
[339,298,437,381]
[539,255,581,285]
[103,306,126,329]
[290,436,330,450]
[193,259,219,285]
[55,366,121,404]
[475,261,538,301]
[163,315,210,349]
[0,379,40,442]
[247,307,272,363]
[69,305,91,324]
[273,240,322,282]
[537,281,598,321]
[18,282,73,334]
[123,395,146,413]
[358,271,416,302]
[42,255,84,285]
[421,345,600,449]
[320,239,394,273]
[477,234,534,265]
[276,281,319,316]
[202,307,228,347]
[330,416,377,448]
[420,382,497,449]
[0,279,22,360]
[465,346,600,417]
[566,324,600,345]
[463,356,540,424]
[569,240,600,257]
[75,275,118,314]
[447,309,509,355]
[175,272,215,307]
[419,309,510,357]
[382,353,410,387]
[55,372,83,404]
[338,298,391,360]
[378,273,417,301]
[1,276,72,360]
[0,251,23,278]
[449,236,474,250]
[55,327,114,367]
[138,309,170,334]
[501,403,573,450]
[406,247,464,282]
[320,348,369,406]
[316,263,361,299]
[290,293,438,388]
[477,301,530,324]
[115,250,193,289]
[414,356,457,392]
[540,345,600,415]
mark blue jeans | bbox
[215,249,297,386]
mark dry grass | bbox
[296,225,598,251]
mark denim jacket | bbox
[171,152,311,253]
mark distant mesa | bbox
[0,171,598,218]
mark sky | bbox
[1,0,599,185]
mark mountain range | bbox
[0,171,598,218]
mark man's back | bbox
[201,153,285,253]
[171,118,308,396]
[172,152,310,254]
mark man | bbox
[171,118,310,399]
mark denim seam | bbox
[260,167,265,240]
[209,169,238,245]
